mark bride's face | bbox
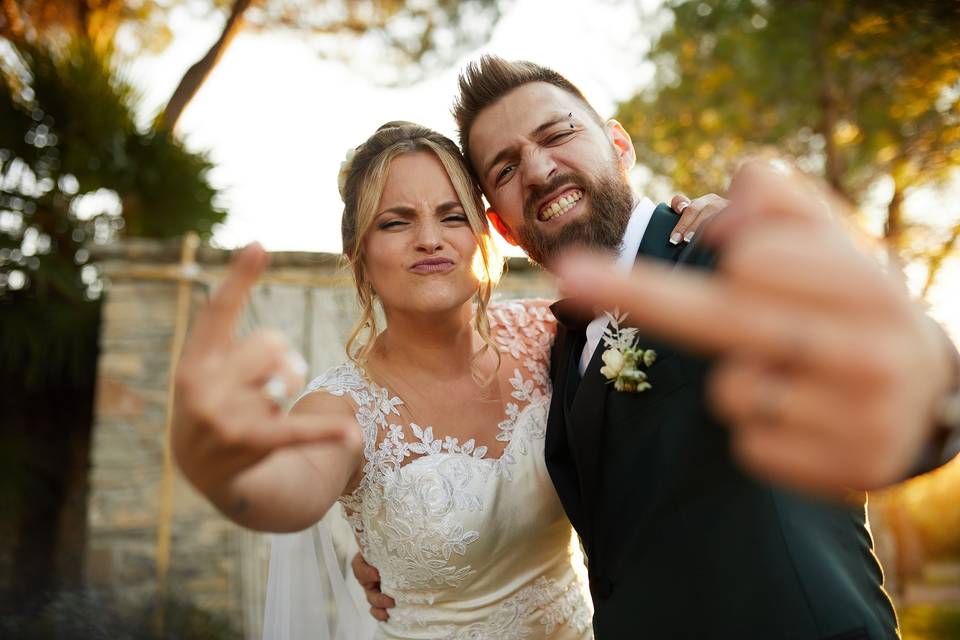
[362,151,481,317]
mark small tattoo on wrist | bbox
[232,497,250,514]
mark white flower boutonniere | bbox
[599,309,657,393]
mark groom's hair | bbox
[453,56,605,179]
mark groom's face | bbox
[468,82,636,266]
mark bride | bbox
[172,121,714,639]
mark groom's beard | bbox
[515,160,634,267]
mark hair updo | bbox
[338,121,502,382]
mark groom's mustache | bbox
[524,172,591,223]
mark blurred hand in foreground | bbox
[555,161,958,493]
[172,244,350,518]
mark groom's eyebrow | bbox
[531,113,570,138]
[484,113,570,180]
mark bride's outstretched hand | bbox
[172,243,349,498]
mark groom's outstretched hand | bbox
[555,161,959,494]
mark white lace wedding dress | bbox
[293,300,593,640]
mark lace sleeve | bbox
[264,363,378,640]
[488,299,557,387]
[293,363,383,504]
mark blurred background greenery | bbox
[2,0,959,638]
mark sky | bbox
[126,0,959,338]
[129,0,660,255]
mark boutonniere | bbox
[599,309,657,393]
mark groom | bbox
[363,56,901,639]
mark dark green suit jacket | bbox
[545,204,899,639]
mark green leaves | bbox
[0,40,225,303]
[617,0,960,293]
[619,0,960,207]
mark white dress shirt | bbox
[579,197,656,375]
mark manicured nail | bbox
[670,232,682,245]
[684,231,695,243]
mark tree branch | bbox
[921,222,960,300]
[160,0,254,131]
[815,6,847,200]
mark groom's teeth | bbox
[538,189,583,221]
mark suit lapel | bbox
[566,204,684,548]
[545,306,591,536]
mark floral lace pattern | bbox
[304,301,590,637]
[438,576,593,640]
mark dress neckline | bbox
[350,360,539,466]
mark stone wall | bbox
[86,239,553,638]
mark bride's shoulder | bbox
[297,361,370,404]
[487,298,557,329]
[487,298,558,357]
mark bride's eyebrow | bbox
[436,201,464,214]
[376,206,415,218]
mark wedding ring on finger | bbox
[262,374,290,409]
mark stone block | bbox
[95,377,146,418]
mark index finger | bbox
[554,253,869,380]
[707,160,839,246]
[189,243,270,352]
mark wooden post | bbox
[153,232,199,632]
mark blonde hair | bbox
[339,121,502,384]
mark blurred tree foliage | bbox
[617,0,960,295]
[0,0,508,612]
[0,41,224,313]
[0,39,225,607]
[2,0,508,128]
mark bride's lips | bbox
[410,257,456,274]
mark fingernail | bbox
[286,350,308,377]
[670,232,682,245]
[676,202,689,213]
[684,231,695,243]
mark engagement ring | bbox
[262,374,289,408]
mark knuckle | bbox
[859,343,900,387]
[215,427,239,448]
[174,368,195,396]
[190,393,221,427]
